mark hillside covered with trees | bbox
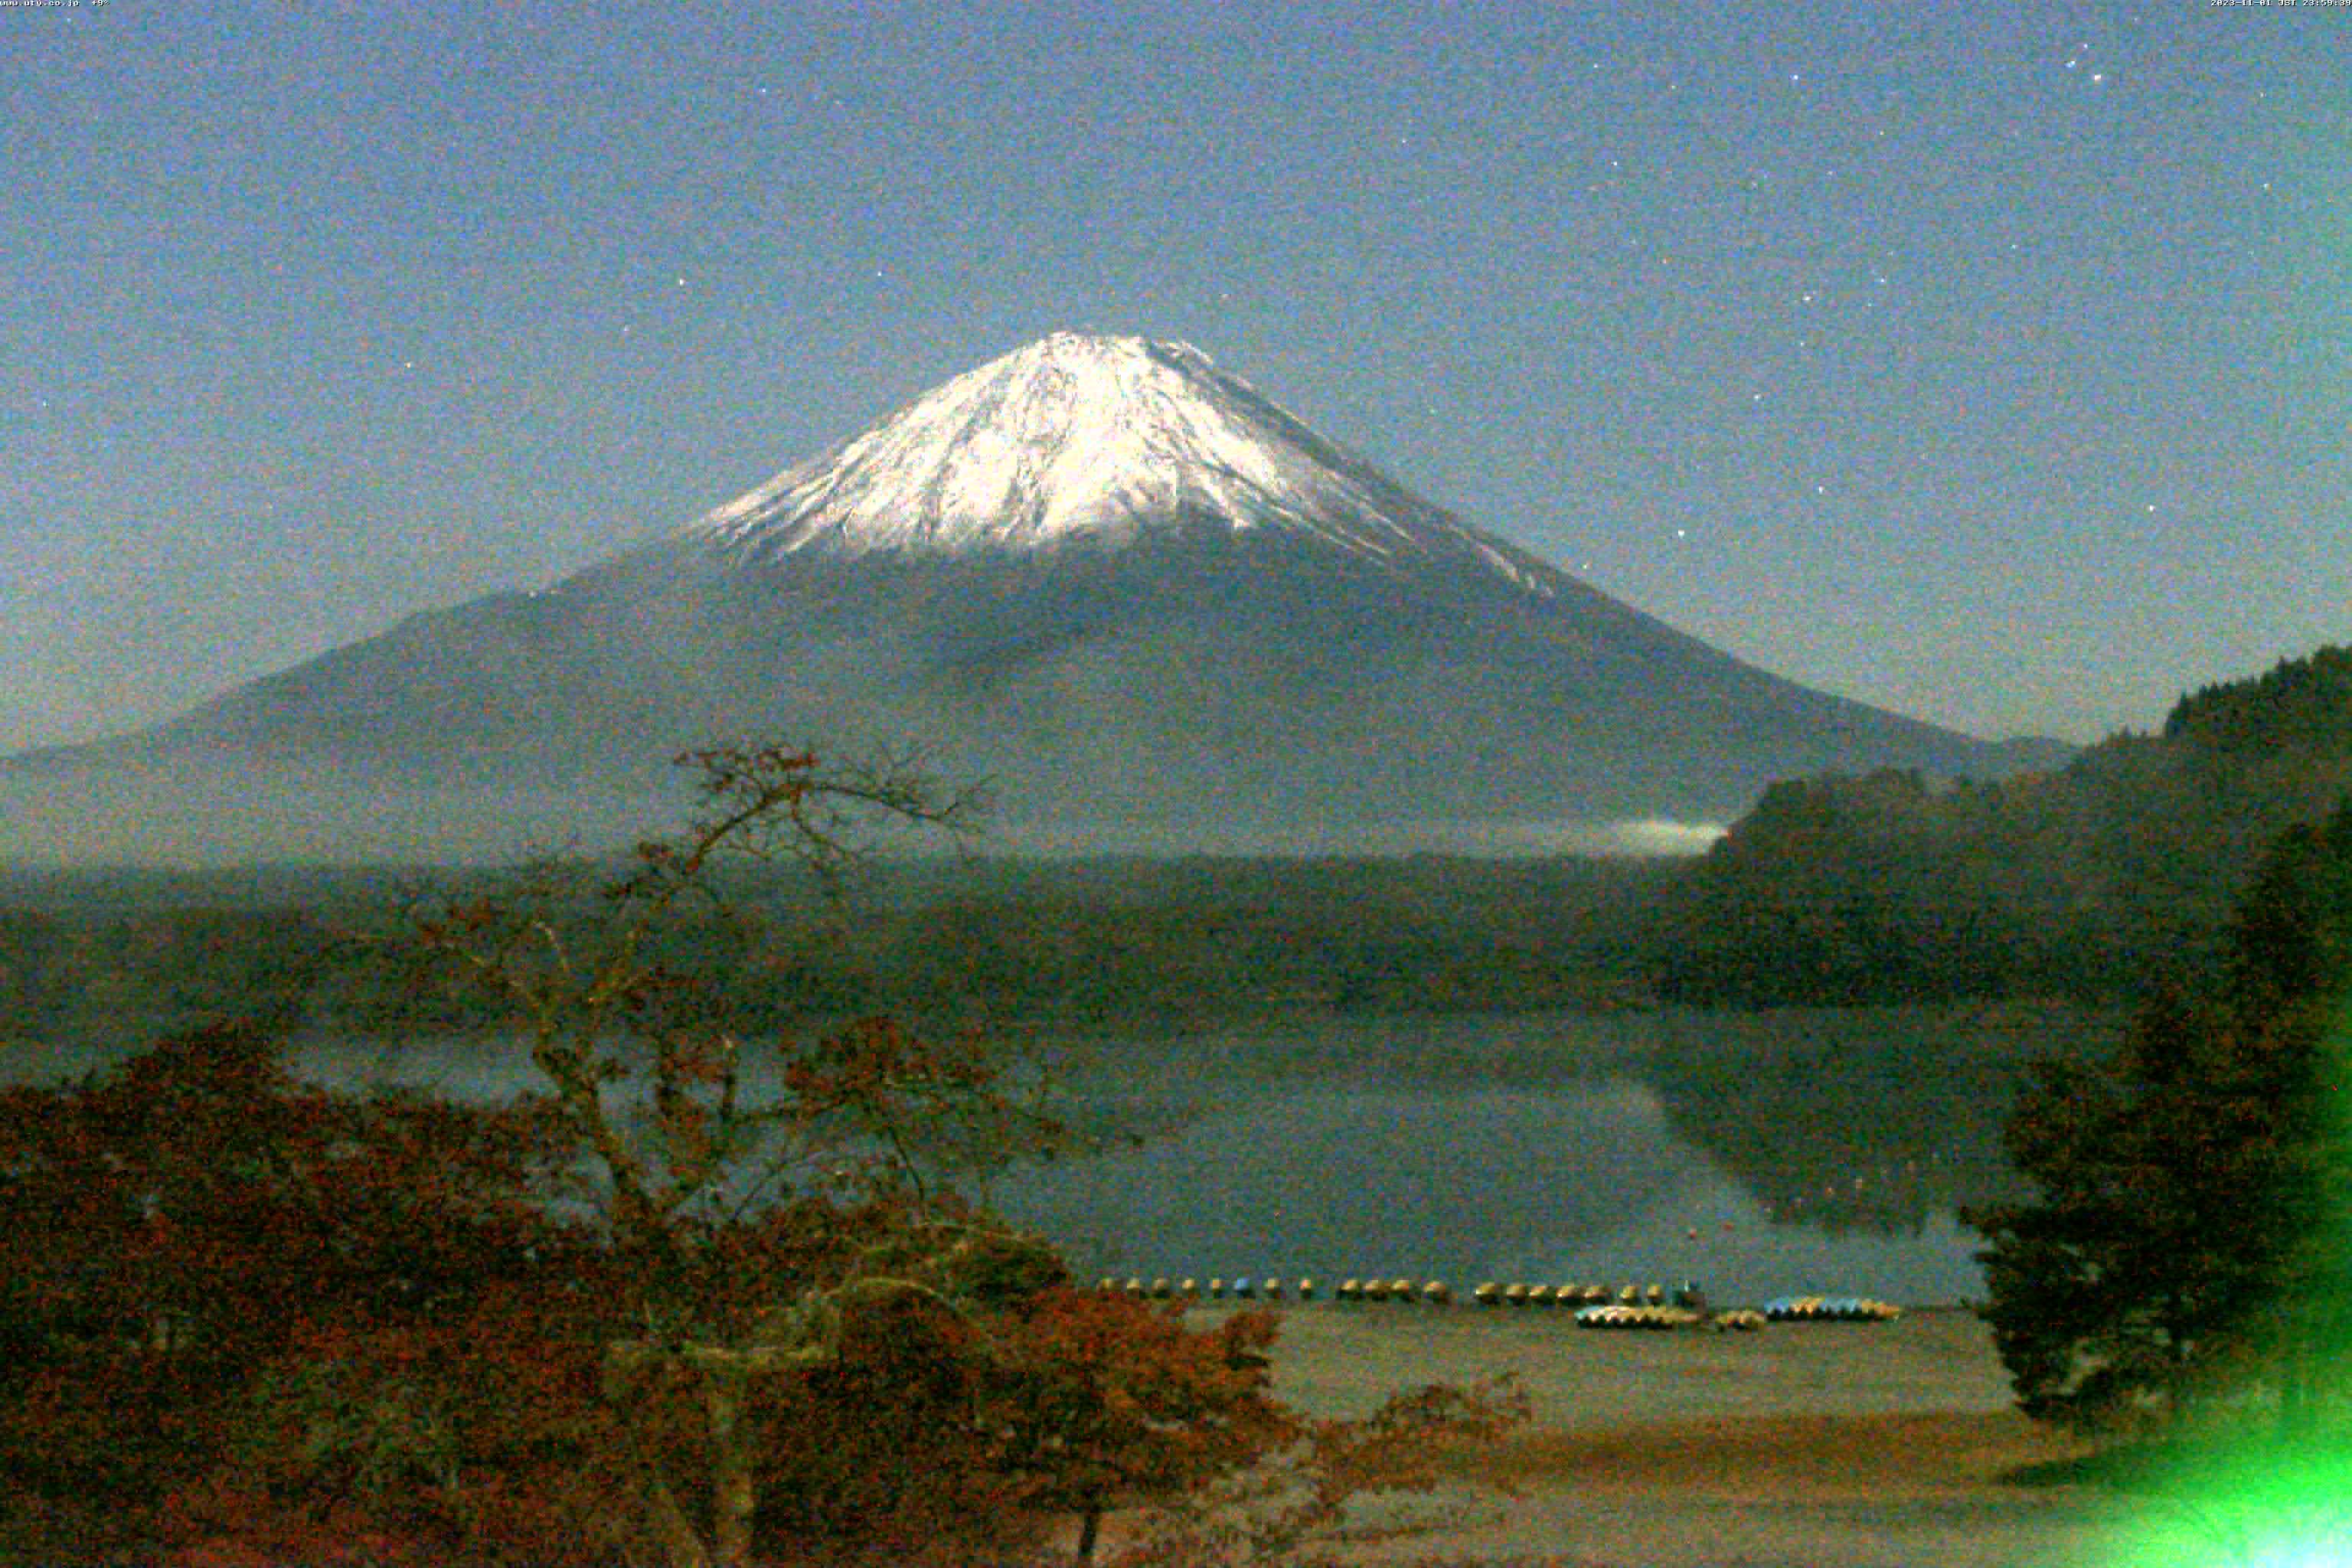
[1648,645,2352,1006]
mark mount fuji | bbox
[3,334,2063,863]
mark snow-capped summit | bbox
[688,332,1557,595]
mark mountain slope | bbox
[2,334,2057,864]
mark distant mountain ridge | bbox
[3,334,2060,864]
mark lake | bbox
[13,1001,2116,1309]
[975,1004,2112,1306]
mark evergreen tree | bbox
[1966,801,2352,1433]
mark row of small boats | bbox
[1758,1295,1904,1322]
[1088,1277,1904,1326]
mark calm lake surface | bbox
[972,1005,2108,1306]
[14,1002,2115,1310]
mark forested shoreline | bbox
[5,650,2347,1050]
[0,855,1672,1051]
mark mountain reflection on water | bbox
[982,1004,2120,1305]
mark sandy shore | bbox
[1256,1300,2019,1430]
[1165,1302,2194,1567]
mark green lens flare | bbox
[2093,998,2352,1566]
[2095,1446,2352,1566]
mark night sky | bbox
[5,1,2346,753]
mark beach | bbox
[1174,1301,2194,1567]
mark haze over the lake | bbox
[5,2,2345,754]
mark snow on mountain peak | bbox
[685,333,1561,596]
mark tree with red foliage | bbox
[750,1282,1524,1568]
[0,1021,596,1563]
[978,1288,1294,1563]
[394,743,1090,1567]
[1106,1373,1530,1567]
